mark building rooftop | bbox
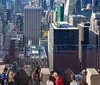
[71,15,86,18]
[25,45,47,59]
[91,13,100,19]
[11,38,20,41]
[24,5,42,9]
[52,22,78,30]
[86,68,99,75]
[78,22,90,27]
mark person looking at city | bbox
[14,68,30,85]
[31,66,40,85]
[51,74,56,85]
[0,73,6,85]
[70,74,80,85]
[1,67,8,85]
[53,72,63,85]
[46,75,54,85]
[8,70,15,85]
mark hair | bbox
[71,74,76,81]
[53,72,58,78]
[3,67,8,72]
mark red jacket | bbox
[56,75,63,85]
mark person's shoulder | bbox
[76,81,80,85]
[58,75,63,80]
[70,82,74,85]
[70,81,80,85]
[49,81,54,85]
[46,80,53,84]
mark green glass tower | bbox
[56,3,64,21]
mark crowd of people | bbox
[0,66,15,85]
[46,72,88,85]
[0,64,88,85]
[0,64,41,85]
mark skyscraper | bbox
[48,22,80,73]
[75,0,81,14]
[24,6,43,45]
[50,0,54,9]
[56,3,64,21]
[42,0,47,10]
[69,15,87,27]
[78,22,90,70]
[81,8,92,21]
[0,34,3,51]
[64,0,82,21]
[1,0,6,10]
[6,0,12,9]
[81,0,92,8]
[15,0,22,13]
[64,0,77,21]
[9,38,20,62]
[92,0,100,12]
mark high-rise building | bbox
[47,10,56,25]
[75,0,81,14]
[24,6,43,45]
[92,0,100,12]
[16,15,23,31]
[90,13,100,33]
[7,9,12,21]
[50,0,54,9]
[1,0,6,10]
[81,8,92,21]
[81,0,92,8]
[42,0,47,10]
[0,16,3,33]
[56,3,64,21]
[78,22,90,70]
[48,22,80,73]
[69,15,87,27]
[9,38,20,62]
[90,13,100,69]
[13,0,22,24]
[15,0,22,13]
[6,0,12,10]
[0,33,3,51]
[64,0,81,21]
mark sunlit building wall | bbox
[24,6,43,45]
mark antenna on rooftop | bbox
[28,40,32,45]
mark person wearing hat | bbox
[70,74,80,85]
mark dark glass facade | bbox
[49,25,80,73]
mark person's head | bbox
[53,72,58,79]
[35,67,38,71]
[36,66,40,71]
[71,74,76,81]
[34,67,39,73]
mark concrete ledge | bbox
[40,68,50,85]
[86,68,100,85]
